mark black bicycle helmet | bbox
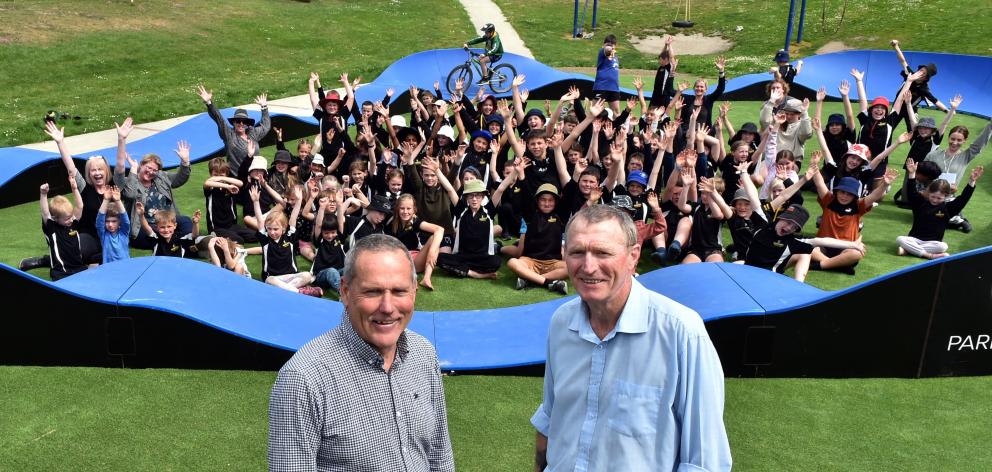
[481,23,495,33]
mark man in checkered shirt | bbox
[268,234,455,471]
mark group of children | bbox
[26,36,991,292]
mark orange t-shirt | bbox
[816,193,870,241]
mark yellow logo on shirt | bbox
[548,217,558,223]
[773,241,784,248]
[68,230,77,236]
[478,215,489,222]
[936,211,945,218]
[171,244,179,252]
[282,241,291,248]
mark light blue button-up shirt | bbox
[531,279,732,472]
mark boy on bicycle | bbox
[463,23,503,85]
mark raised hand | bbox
[890,39,900,47]
[696,124,710,142]
[588,185,603,203]
[801,97,810,113]
[805,162,820,181]
[339,73,350,85]
[197,85,212,103]
[882,168,899,185]
[811,117,821,130]
[809,150,823,169]
[255,93,267,108]
[111,186,122,202]
[246,139,256,157]
[838,80,850,96]
[970,165,984,183]
[512,74,526,88]
[685,149,698,167]
[588,98,606,117]
[715,56,726,72]
[44,121,65,142]
[352,76,362,88]
[602,121,615,140]
[719,101,731,117]
[769,87,784,104]
[67,173,79,191]
[816,86,827,102]
[897,131,913,144]
[677,81,690,93]
[135,201,145,214]
[115,116,134,140]
[562,86,580,101]
[454,77,464,93]
[907,69,926,82]
[274,127,283,141]
[646,190,660,209]
[950,94,963,110]
[248,185,260,202]
[175,140,191,165]
[385,87,395,97]
[497,99,513,119]
[905,158,917,174]
[520,88,530,103]
[433,81,440,90]
[773,112,787,126]
[670,57,679,73]
[309,72,320,83]
[850,69,864,81]
[632,76,644,91]
[192,209,202,225]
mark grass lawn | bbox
[3,2,992,471]
[2,366,990,471]
[494,0,992,77]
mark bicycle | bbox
[446,48,518,95]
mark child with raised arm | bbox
[897,161,983,259]
[385,193,445,290]
[771,49,803,85]
[249,186,319,297]
[137,206,200,259]
[809,154,899,275]
[435,169,516,279]
[205,236,253,278]
[680,176,732,264]
[650,36,678,108]
[309,194,346,294]
[203,157,256,243]
[38,176,87,280]
[96,186,130,264]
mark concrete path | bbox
[14,0,533,154]
[457,0,534,58]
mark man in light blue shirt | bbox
[531,205,731,471]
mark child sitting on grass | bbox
[136,205,200,259]
[310,196,346,294]
[897,161,984,259]
[203,157,256,243]
[204,236,253,278]
[38,177,87,280]
[249,186,319,297]
[96,186,130,264]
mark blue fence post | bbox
[784,0,796,51]
[573,0,580,37]
[591,0,598,31]
[796,0,808,43]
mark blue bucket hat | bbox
[827,113,846,126]
[834,177,861,196]
[485,114,505,133]
[524,108,547,124]
[626,170,648,187]
[470,129,494,142]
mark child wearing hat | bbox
[904,95,961,168]
[851,68,915,173]
[771,49,803,85]
[815,118,911,196]
[506,182,568,294]
[814,83,857,165]
[891,40,950,128]
[810,152,899,275]
[435,175,517,279]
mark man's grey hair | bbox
[564,204,638,248]
[342,234,417,285]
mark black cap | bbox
[778,204,809,229]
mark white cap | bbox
[247,156,267,173]
[311,153,325,167]
[605,108,615,121]
[438,125,455,140]
[390,115,407,128]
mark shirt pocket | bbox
[607,379,663,437]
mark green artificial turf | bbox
[2,366,990,471]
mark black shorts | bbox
[441,235,455,249]
[483,54,502,63]
[820,246,860,265]
[593,90,622,103]
[689,248,724,261]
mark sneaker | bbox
[298,286,324,298]
[960,218,973,233]
[666,243,682,262]
[515,277,529,290]
[650,249,666,265]
[19,256,47,271]
[549,280,568,295]
[475,75,490,85]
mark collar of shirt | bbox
[567,278,649,344]
[340,312,410,368]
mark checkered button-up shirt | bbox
[268,315,454,472]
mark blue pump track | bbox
[2,245,991,377]
[2,49,992,376]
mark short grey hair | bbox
[342,234,417,285]
[564,204,638,248]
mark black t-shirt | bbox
[560,180,604,220]
[778,64,798,84]
[907,130,942,165]
[857,110,901,161]
[258,226,298,278]
[688,202,723,251]
[311,235,346,274]
[717,158,757,203]
[744,219,814,274]
[728,212,764,260]
[204,187,237,232]
[521,210,565,261]
[823,129,856,167]
[79,185,102,238]
[459,149,494,187]
[822,162,874,198]
[43,218,85,279]
[452,199,497,255]
[611,184,649,222]
[907,177,974,242]
[385,216,426,251]
[523,149,561,192]
[342,215,383,251]
[153,232,197,259]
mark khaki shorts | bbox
[518,257,565,275]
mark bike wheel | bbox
[488,63,517,93]
[446,65,473,96]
